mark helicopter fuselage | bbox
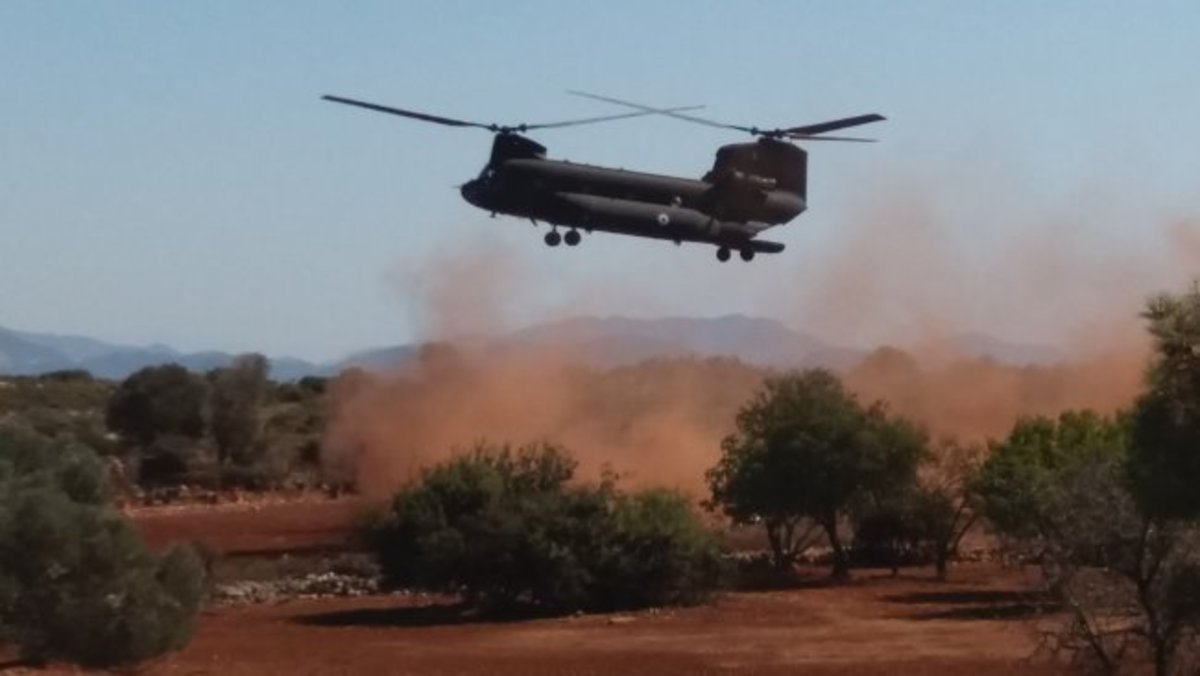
[459,134,806,256]
[321,92,882,262]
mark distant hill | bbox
[0,326,325,380]
[0,318,1065,380]
[0,328,70,374]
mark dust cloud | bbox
[323,336,764,497]
[323,189,1200,495]
[325,235,764,496]
[797,178,1200,441]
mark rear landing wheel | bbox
[564,230,581,246]
[740,249,755,262]
[544,231,562,247]
[716,247,731,262]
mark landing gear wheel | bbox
[740,249,755,262]
[716,247,731,262]
[564,230,581,246]
[544,230,562,247]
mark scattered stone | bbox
[606,615,635,625]
[211,572,388,606]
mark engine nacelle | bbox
[725,170,777,191]
[705,171,775,220]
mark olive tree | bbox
[706,369,926,578]
[105,364,208,486]
[845,444,978,581]
[106,364,207,446]
[905,440,983,580]
[975,409,1200,676]
[209,353,270,483]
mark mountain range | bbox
[0,316,1064,381]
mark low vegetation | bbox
[0,426,207,667]
[364,442,722,613]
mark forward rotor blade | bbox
[787,134,877,143]
[324,94,704,134]
[322,95,494,130]
[784,114,886,136]
[523,105,705,131]
[568,90,755,134]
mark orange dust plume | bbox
[326,236,764,496]
[324,196,1200,495]
[322,348,764,496]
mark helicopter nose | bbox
[460,179,482,207]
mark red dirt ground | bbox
[17,500,1072,675]
[128,497,370,555]
[151,569,1062,676]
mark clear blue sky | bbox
[3,2,1198,360]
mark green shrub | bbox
[589,488,723,609]
[365,442,720,613]
[0,427,207,667]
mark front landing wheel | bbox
[544,230,562,247]
[716,247,731,262]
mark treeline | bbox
[103,355,330,491]
[1,357,332,494]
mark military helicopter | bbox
[322,92,884,262]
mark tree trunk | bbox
[765,521,789,572]
[1153,644,1171,676]
[822,515,849,580]
[935,545,949,581]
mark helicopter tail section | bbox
[743,238,785,254]
[706,139,808,200]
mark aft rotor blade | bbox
[322,95,494,130]
[571,90,885,141]
[568,90,755,134]
[523,105,705,131]
[785,114,886,136]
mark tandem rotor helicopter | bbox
[322,92,885,262]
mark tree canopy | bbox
[707,369,926,578]
[106,364,207,446]
[209,353,269,470]
[1130,282,1200,520]
[973,410,1128,542]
